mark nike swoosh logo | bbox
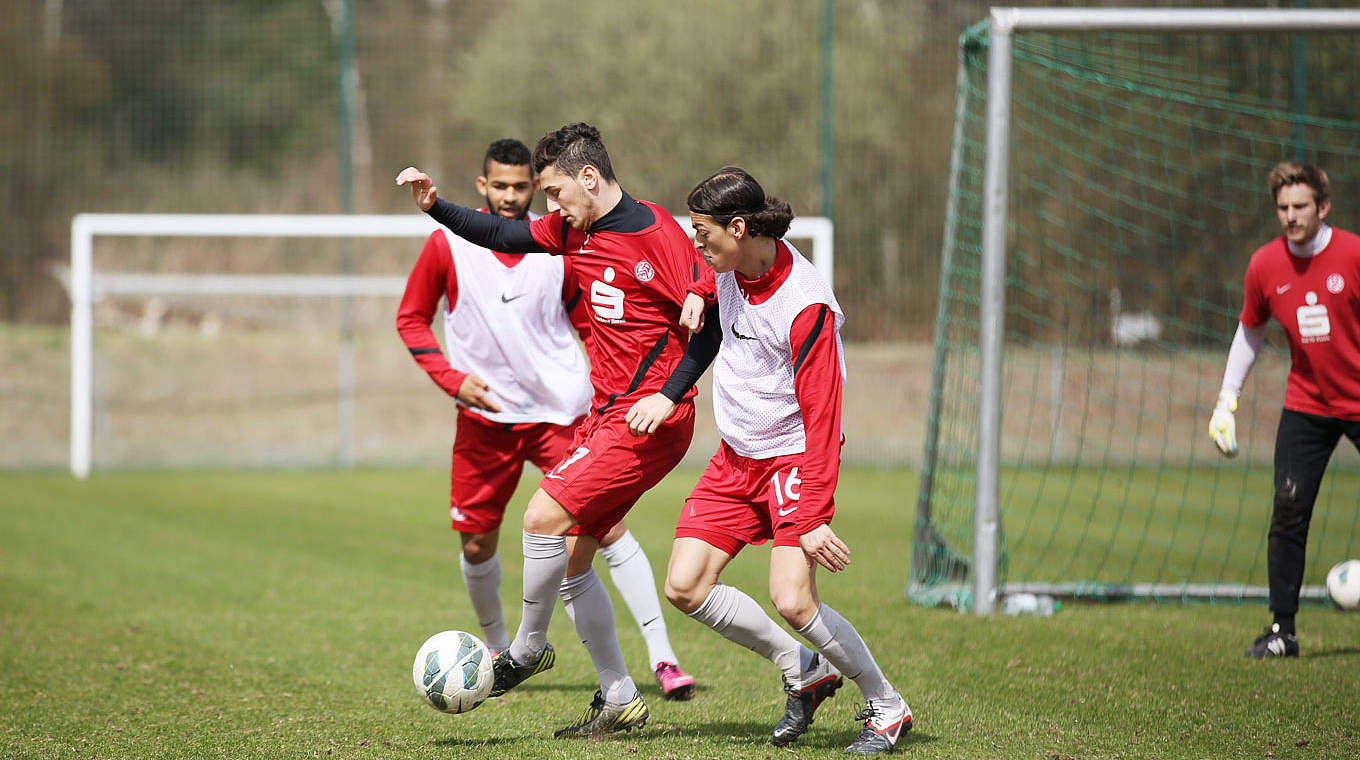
[1277,284,1292,294]
[777,506,797,517]
[731,324,758,341]
[501,293,526,303]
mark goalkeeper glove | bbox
[1208,390,1239,458]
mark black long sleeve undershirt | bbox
[426,198,540,252]
[660,303,723,403]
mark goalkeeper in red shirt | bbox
[1208,161,1360,658]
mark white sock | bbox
[509,532,566,665]
[796,602,895,702]
[688,583,806,682]
[459,551,509,653]
[599,530,679,668]
[560,568,638,704]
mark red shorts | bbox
[538,400,696,540]
[448,409,582,535]
[675,441,834,556]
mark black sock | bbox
[1273,614,1295,636]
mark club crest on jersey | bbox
[634,260,655,282]
[1327,273,1345,294]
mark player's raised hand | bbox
[395,167,438,211]
[1208,390,1239,457]
[679,292,706,332]
[625,393,676,436]
[456,374,502,413]
[799,524,851,572]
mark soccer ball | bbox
[412,630,494,714]
[1325,559,1360,611]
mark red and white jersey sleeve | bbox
[1239,227,1360,420]
[788,303,843,533]
[396,230,466,397]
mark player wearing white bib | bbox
[626,167,912,755]
[397,139,694,699]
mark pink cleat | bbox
[654,661,696,701]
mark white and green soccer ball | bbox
[412,630,494,714]
[1325,559,1360,611]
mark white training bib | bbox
[713,241,846,458]
[441,229,592,424]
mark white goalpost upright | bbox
[971,7,1360,614]
[68,213,834,479]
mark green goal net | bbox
[913,18,1360,609]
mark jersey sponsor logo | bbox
[500,293,526,303]
[634,260,655,282]
[770,466,802,516]
[590,266,626,323]
[545,446,591,480]
[1296,291,1331,343]
[1276,283,1292,295]
[1327,273,1345,294]
[731,323,758,341]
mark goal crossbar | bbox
[68,212,834,478]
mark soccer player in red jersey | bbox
[1207,161,1360,658]
[396,123,702,736]
[395,138,694,697]
[626,167,912,754]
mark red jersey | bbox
[530,196,704,414]
[1240,226,1360,420]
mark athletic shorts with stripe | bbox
[538,400,696,540]
[675,440,835,556]
[449,408,582,535]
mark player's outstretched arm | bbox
[395,167,438,211]
[798,524,850,573]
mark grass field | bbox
[2,467,1358,759]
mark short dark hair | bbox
[483,138,532,176]
[687,166,794,239]
[1268,160,1330,206]
[532,123,616,181]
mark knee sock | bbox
[796,602,895,702]
[459,551,509,653]
[688,583,809,683]
[509,532,566,665]
[599,530,679,668]
[560,567,638,704]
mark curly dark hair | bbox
[686,166,793,239]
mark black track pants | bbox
[1269,408,1360,616]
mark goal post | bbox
[68,213,833,479]
[915,8,1360,614]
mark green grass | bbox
[2,468,1358,759]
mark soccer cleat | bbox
[1244,624,1299,659]
[553,689,650,738]
[771,654,843,747]
[489,643,555,697]
[654,661,696,701]
[845,694,913,755]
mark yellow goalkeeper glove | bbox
[1208,390,1239,458]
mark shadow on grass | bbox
[431,735,520,748]
[676,719,938,751]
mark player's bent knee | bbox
[522,489,574,535]
[663,576,705,614]
[770,590,817,629]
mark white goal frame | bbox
[68,212,834,478]
[968,7,1360,614]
